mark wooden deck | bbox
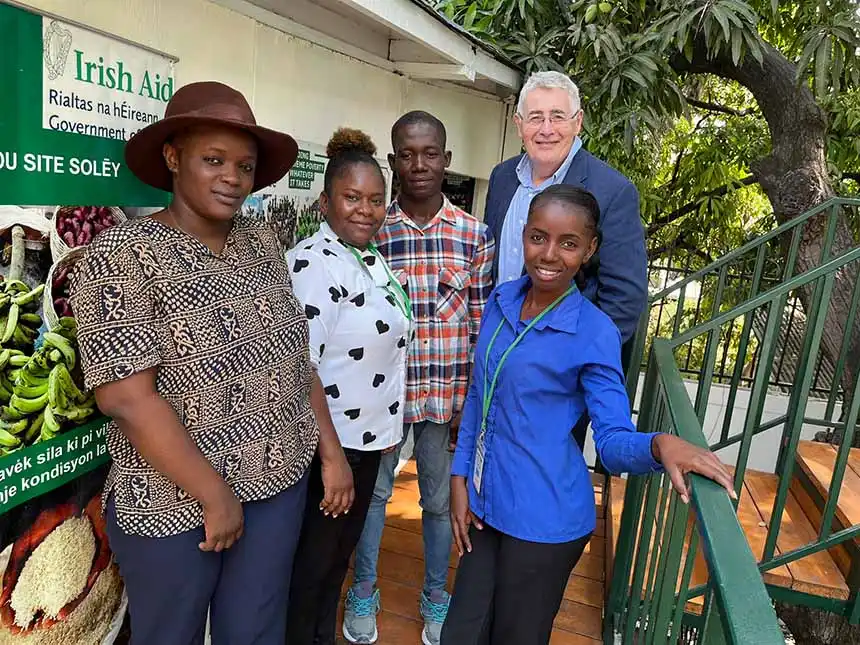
[338,459,605,644]
[608,440,858,615]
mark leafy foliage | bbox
[435,0,860,271]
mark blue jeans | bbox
[354,420,453,595]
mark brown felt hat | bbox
[125,81,299,193]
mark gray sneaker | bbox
[342,583,380,644]
[419,590,450,645]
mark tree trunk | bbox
[673,38,860,640]
[672,39,860,438]
[776,603,860,645]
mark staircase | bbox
[607,197,860,643]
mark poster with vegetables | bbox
[242,140,392,254]
[0,2,174,206]
[0,3,175,642]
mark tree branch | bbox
[685,96,757,117]
[648,238,715,264]
[647,175,759,235]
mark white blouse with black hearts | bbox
[287,221,411,451]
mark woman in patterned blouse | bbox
[70,81,354,645]
[284,129,411,645]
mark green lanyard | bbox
[346,243,413,322]
[480,286,574,433]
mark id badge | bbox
[472,432,486,495]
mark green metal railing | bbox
[606,341,784,645]
[627,197,860,403]
[611,196,860,632]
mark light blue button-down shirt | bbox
[497,137,583,284]
[451,277,661,543]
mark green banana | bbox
[54,363,87,404]
[1,304,19,344]
[19,313,42,325]
[11,325,34,347]
[0,349,9,370]
[15,367,45,388]
[10,391,48,414]
[43,332,76,369]
[0,418,28,436]
[1,405,25,421]
[4,280,28,295]
[43,405,61,436]
[58,406,95,422]
[15,380,48,398]
[7,350,25,355]
[0,372,14,394]
[0,294,10,309]
[0,427,21,448]
[8,354,29,368]
[11,284,44,307]
[54,318,78,342]
[48,366,68,410]
[25,412,43,443]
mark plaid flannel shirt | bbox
[375,197,495,425]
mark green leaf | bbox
[610,76,621,100]
[585,4,598,23]
[711,6,732,44]
[621,66,649,88]
[731,27,743,66]
[463,3,478,30]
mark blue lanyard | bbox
[480,286,574,432]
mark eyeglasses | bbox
[521,112,578,128]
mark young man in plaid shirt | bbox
[342,111,495,645]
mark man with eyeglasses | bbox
[484,70,648,450]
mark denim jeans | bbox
[354,420,453,595]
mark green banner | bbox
[0,416,109,514]
[0,3,173,206]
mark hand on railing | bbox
[651,434,737,505]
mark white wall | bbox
[582,374,842,474]
[16,0,511,181]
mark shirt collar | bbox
[386,195,458,227]
[317,220,388,286]
[495,275,583,335]
[516,136,582,190]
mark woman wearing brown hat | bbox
[70,81,355,645]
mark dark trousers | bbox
[441,524,591,645]
[286,448,382,645]
[573,336,637,466]
[106,473,309,645]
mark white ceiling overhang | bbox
[211,0,522,98]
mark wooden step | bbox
[607,465,850,615]
[336,460,605,644]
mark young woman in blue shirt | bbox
[441,184,735,645]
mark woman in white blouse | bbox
[285,129,411,645]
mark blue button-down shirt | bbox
[452,276,661,543]
[497,137,583,284]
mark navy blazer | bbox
[484,148,648,343]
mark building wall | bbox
[581,373,841,474]
[16,0,513,202]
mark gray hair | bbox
[516,71,581,116]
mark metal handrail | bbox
[667,245,860,348]
[648,197,860,303]
[606,341,784,644]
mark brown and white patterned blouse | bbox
[71,216,319,538]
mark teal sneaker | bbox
[419,590,450,645]
[342,583,380,644]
